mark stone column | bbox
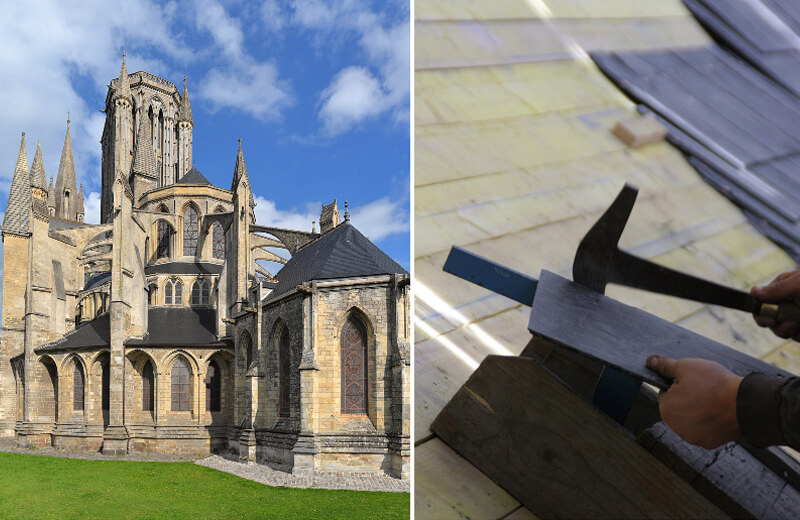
[293,285,320,474]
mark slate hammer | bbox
[572,184,800,324]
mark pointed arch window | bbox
[183,206,198,256]
[191,280,202,305]
[157,220,170,259]
[202,281,210,304]
[174,280,182,305]
[73,360,84,411]
[171,357,191,412]
[279,327,290,417]
[148,284,157,305]
[165,280,173,305]
[341,315,368,415]
[206,360,221,412]
[102,359,110,411]
[212,222,225,259]
[142,361,154,412]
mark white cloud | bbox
[252,194,408,243]
[261,0,287,32]
[194,0,294,120]
[83,191,102,224]
[350,196,409,242]
[319,67,385,136]
[253,196,319,231]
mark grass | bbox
[0,452,409,519]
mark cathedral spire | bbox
[131,112,158,178]
[29,140,47,191]
[113,50,131,103]
[55,118,79,220]
[76,184,85,221]
[231,138,255,208]
[3,132,31,235]
[177,75,193,124]
[47,176,56,214]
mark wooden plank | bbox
[414,438,520,520]
[528,270,794,390]
[431,355,727,519]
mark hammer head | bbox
[572,184,639,294]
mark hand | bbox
[751,270,800,340]
[646,355,743,449]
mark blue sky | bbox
[0,0,410,294]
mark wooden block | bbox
[611,114,668,148]
[414,437,519,520]
[431,355,726,519]
[528,271,794,389]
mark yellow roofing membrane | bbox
[414,1,799,518]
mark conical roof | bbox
[267,220,407,300]
[55,120,78,219]
[231,139,255,208]
[177,76,193,124]
[47,176,56,209]
[131,117,158,178]
[113,51,131,103]
[3,132,31,235]
[29,141,47,190]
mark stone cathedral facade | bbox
[0,55,410,479]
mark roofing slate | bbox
[3,133,30,236]
[36,313,110,352]
[84,272,111,290]
[176,166,211,186]
[267,221,407,300]
[144,261,223,276]
[593,45,800,260]
[126,307,226,347]
[684,0,800,98]
[131,113,158,178]
[29,141,47,191]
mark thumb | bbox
[752,272,800,303]
[647,354,679,380]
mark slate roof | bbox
[131,113,158,178]
[267,221,407,299]
[126,308,228,347]
[144,261,223,276]
[36,313,110,352]
[3,133,30,236]
[593,44,800,260]
[84,272,111,290]
[29,141,47,191]
[176,166,212,186]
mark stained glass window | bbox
[202,281,210,304]
[165,280,173,305]
[279,327,290,417]
[212,222,225,259]
[157,220,170,259]
[171,357,191,412]
[341,316,367,415]
[142,361,154,412]
[73,361,84,411]
[191,281,201,305]
[183,206,198,256]
[206,360,221,412]
[174,280,182,305]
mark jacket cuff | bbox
[737,373,785,447]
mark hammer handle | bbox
[756,301,800,324]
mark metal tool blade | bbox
[443,246,538,306]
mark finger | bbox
[754,315,776,328]
[752,271,800,302]
[771,321,799,339]
[646,354,679,380]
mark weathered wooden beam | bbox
[431,355,726,519]
[528,270,793,389]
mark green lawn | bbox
[0,452,409,519]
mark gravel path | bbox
[0,439,409,493]
[196,454,410,493]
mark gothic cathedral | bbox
[0,54,410,479]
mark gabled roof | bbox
[176,166,212,185]
[267,221,407,299]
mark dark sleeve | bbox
[737,373,800,449]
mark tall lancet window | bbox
[157,221,170,259]
[73,360,84,411]
[341,315,368,415]
[212,222,224,259]
[183,207,198,256]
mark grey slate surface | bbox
[127,307,227,347]
[144,261,223,276]
[684,0,800,98]
[267,221,407,299]
[36,313,110,352]
[3,134,30,236]
[84,272,111,290]
[176,166,212,186]
[593,45,800,260]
